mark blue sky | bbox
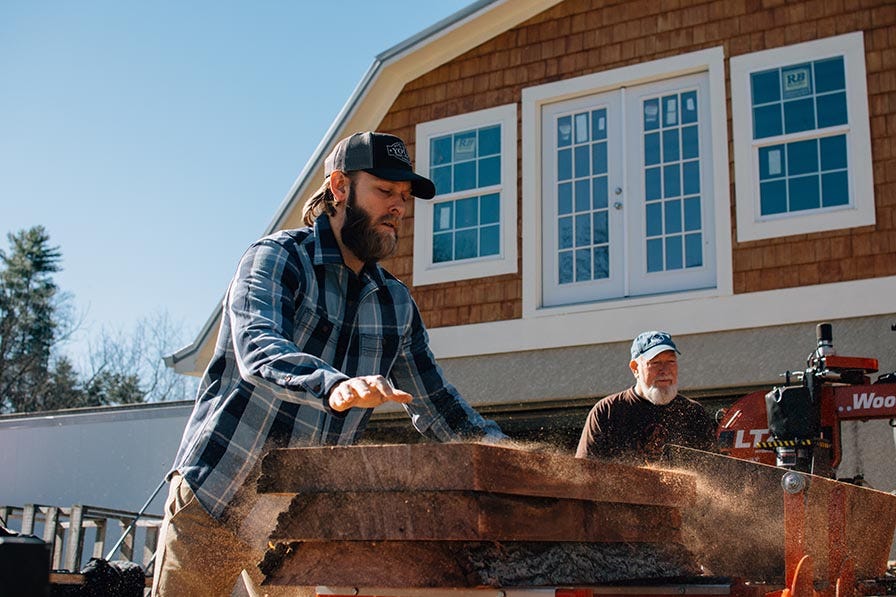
[1,1,475,366]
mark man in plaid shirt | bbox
[152,132,508,596]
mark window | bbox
[523,48,729,312]
[731,32,874,242]
[413,104,518,286]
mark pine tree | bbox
[0,227,62,413]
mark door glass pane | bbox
[558,182,573,215]
[575,214,591,247]
[663,129,680,162]
[685,233,703,267]
[647,238,663,272]
[684,197,702,231]
[552,103,615,286]
[557,116,572,147]
[592,141,608,174]
[593,211,609,244]
[645,132,661,165]
[665,236,683,270]
[641,88,705,275]
[559,251,573,284]
[592,176,609,209]
[558,149,572,181]
[559,216,573,250]
[575,248,591,282]
[663,164,681,198]
[574,112,590,143]
[594,246,609,279]
[575,145,590,178]
[664,199,682,234]
[683,161,700,195]
[643,98,660,130]
[592,109,608,140]
[646,202,662,237]
[575,179,590,212]
[645,167,662,200]
[681,125,699,159]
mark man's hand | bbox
[328,375,413,412]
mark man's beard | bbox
[340,183,399,264]
[641,383,678,406]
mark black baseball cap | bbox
[324,131,436,199]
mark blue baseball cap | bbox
[631,330,680,361]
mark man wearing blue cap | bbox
[575,330,716,461]
[152,131,508,596]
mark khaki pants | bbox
[151,474,264,597]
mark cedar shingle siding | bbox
[374,0,896,329]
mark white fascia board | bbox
[428,276,896,359]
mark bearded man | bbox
[574,330,717,463]
[152,132,508,596]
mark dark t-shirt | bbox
[575,386,717,462]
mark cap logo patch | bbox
[386,141,411,165]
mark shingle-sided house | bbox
[166,0,896,461]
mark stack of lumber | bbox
[254,443,702,588]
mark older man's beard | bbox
[641,383,678,406]
[340,183,399,264]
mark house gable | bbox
[171,0,896,375]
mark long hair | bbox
[301,179,337,226]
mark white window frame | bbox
[521,47,731,318]
[413,104,518,286]
[731,32,874,243]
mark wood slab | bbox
[259,540,702,588]
[268,490,681,543]
[660,445,896,583]
[258,443,695,507]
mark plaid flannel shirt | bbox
[171,215,505,519]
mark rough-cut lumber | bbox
[269,491,681,542]
[660,445,896,583]
[260,541,702,588]
[258,443,695,507]
[254,443,703,588]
